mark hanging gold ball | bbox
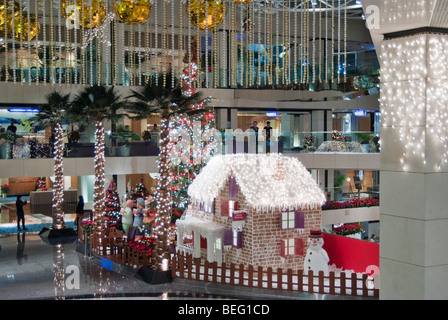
[188,0,227,31]
[113,0,152,25]
[60,0,107,29]
[10,12,41,41]
[0,1,20,35]
[232,0,254,3]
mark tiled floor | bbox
[0,230,374,301]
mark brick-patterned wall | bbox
[192,177,322,271]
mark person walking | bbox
[16,196,28,231]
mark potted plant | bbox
[142,130,152,142]
[109,125,141,156]
[1,184,10,197]
[68,130,81,143]
[334,172,347,201]
[353,132,374,153]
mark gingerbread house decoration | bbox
[176,153,326,270]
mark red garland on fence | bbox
[322,198,379,211]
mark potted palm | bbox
[30,90,78,243]
[125,81,205,282]
[68,85,124,234]
[108,125,140,156]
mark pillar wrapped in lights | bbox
[60,0,107,29]
[93,119,106,233]
[154,110,172,271]
[188,0,227,30]
[113,0,152,25]
[52,122,65,230]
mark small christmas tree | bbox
[104,179,121,229]
[133,176,149,200]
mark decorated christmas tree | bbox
[132,176,149,200]
[168,37,219,222]
[104,179,121,229]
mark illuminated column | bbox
[380,31,448,299]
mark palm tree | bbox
[126,82,206,272]
[30,91,70,230]
[68,85,124,233]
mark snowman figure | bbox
[304,228,330,275]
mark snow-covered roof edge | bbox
[188,154,326,213]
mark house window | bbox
[280,238,304,257]
[233,228,242,248]
[223,228,242,249]
[221,199,238,217]
[280,210,305,230]
[200,200,215,214]
[214,238,222,253]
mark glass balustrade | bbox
[0,130,380,159]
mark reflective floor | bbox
[0,231,375,301]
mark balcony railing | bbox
[0,131,380,160]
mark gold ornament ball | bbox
[61,0,107,29]
[10,12,41,41]
[114,0,152,25]
[0,1,20,35]
[188,0,227,31]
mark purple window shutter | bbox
[199,202,204,211]
[295,211,305,229]
[223,229,233,245]
[229,176,238,198]
[235,231,243,249]
[220,200,229,216]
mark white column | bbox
[380,32,448,299]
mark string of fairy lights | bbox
[0,0,356,89]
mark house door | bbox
[205,237,223,264]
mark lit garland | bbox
[380,33,448,172]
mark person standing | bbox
[16,196,28,231]
[263,121,273,153]
[7,121,17,135]
[249,121,259,153]
[75,195,84,232]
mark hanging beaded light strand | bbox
[204,0,208,88]
[162,0,167,88]
[344,0,347,83]
[171,0,175,88]
[154,0,158,86]
[213,0,218,88]
[145,12,150,85]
